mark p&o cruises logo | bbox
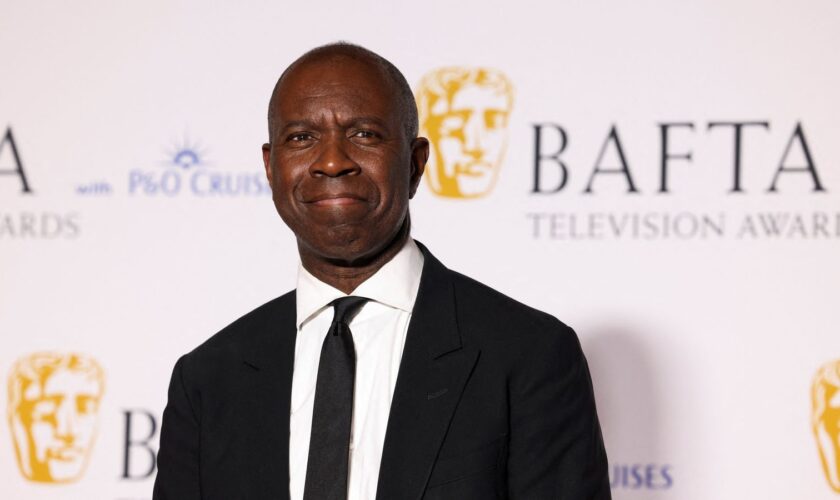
[7,352,105,483]
[127,136,270,198]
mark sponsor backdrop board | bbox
[1,0,839,498]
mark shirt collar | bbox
[295,237,425,330]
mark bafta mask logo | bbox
[416,67,514,199]
[812,359,840,493]
[7,352,105,483]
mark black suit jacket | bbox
[153,243,610,499]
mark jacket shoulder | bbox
[448,269,578,349]
[182,290,295,366]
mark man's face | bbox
[14,369,102,482]
[263,57,426,264]
[425,83,510,198]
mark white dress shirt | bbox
[289,238,425,500]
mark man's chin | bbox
[301,233,374,264]
[302,202,373,223]
[301,226,407,269]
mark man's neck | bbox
[299,222,410,295]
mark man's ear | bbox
[409,137,429,199]
[262,143,273,185]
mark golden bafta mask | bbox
[812,359,840,493]
[416,67,514,199]
[7,352,105,483]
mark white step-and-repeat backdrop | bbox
[2,1,839,498]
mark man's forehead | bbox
[274,59,399,125]
[285,48,386,79]
[282,53,387,92]
[278,92,390,121]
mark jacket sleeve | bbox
[506,322,611,500]
[153,355,202,500]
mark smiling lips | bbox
[307,193,367,207]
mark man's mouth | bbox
[312,197,364,207]
[307,193,367,207]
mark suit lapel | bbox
[241,292,297,500]
[376,244,481,500]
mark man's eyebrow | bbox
[341,116,391,129]
[278,120,316,131]
[278,117,389,130]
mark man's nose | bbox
[311,135,360,178]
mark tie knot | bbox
[331,296,368,326]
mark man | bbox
[154,43,610,500]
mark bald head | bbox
[267,42,418,142]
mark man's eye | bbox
[352,130,378,139]
[288,133,313,142]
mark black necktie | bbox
[303,296,369,500]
